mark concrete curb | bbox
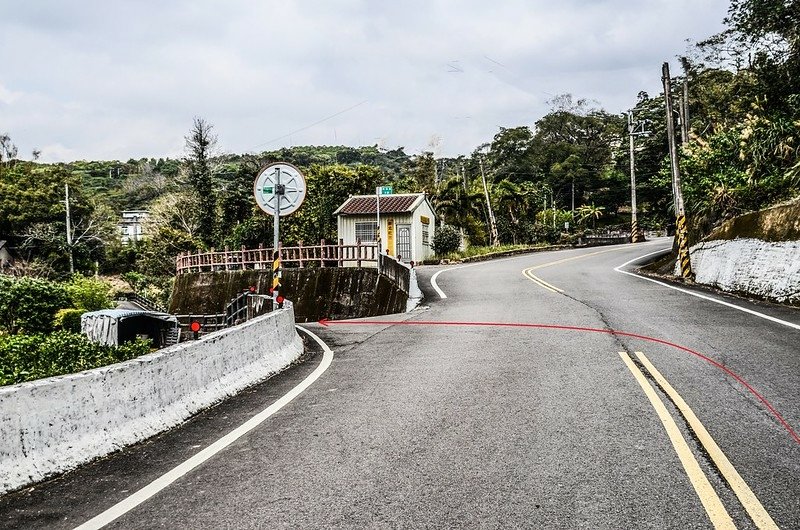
[0,307,303,495]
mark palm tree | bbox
[577,203,605,229]
[433,176,484,247]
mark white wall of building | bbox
[0,308,303,494]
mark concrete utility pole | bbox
[479,158,500,247]
[662,62,693,279]
[627,110,649,243]
[680,79,690,145]
[65,183,74,274]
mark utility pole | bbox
[627,110,650,243]
[65,183,74,274]
[479,157,499,247]
[681,79,690,145]
[662,62,693,279]
[571,179,575,216]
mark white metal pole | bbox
[376,186,381,254]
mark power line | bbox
[251,100,369,150]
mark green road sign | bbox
[379,186,393,195]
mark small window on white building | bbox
[355,221,378,243]
[421,218,430,246]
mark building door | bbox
[396,224,411,262]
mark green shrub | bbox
[0,331,152,386]
[66,274,115,311]
[0,275,70,334]
[54,308,84,332]
[431,225,461,256]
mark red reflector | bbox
[269,288,274,294]
[249,286,256,292]
[189,321,201,333]
[276,296,285,304]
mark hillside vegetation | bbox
[0,0,797,290]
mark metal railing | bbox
[176,240,379,274]
[225,291,274,326]
[115,292,167,313]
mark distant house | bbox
[118,210,149,244]
[334,193,436,264]
[0,240,13,269]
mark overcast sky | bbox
[1,0,730,163]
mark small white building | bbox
[118,210,149,244]
[334,193,437,264]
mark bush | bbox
[66,274,115,311]
[54,308,84,332]
[0,275,70,334]
[0,331,152,386]
[431,225,461,256]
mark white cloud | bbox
[0,0,730,161]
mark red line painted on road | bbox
[319,319,800,445]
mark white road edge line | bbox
[615,248,800,331]
[430,269,448,299]
[74,325,335,530]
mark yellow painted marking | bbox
[522,270,563,293]
[521,247,629,294]
[526,247,625,271]
[618,352,736,529]
[635,352,778,530]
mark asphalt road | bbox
[2,238,799,529]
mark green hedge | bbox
[0,331,152,386]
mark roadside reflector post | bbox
[189,320,201,340]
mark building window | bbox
[355,221,378,243]
[422,222,430,246]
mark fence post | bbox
[338,239,344,267]
[298,240,304,268]
[356,238,362,268]
[209,248,215,272]
[320,238,326,267]
[241,245,247,270]
[257,243,264,270]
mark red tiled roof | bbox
[335,194,424,215]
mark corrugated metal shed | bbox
[81,310,178,347]
[334,194,425,215]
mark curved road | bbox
[2,238,799,528]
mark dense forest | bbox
[1,0,798,293]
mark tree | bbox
[577,204,606,229]
[0,133,18,167]
[184,117,218,246]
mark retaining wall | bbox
[171,267,408,322]
[0,307,303,494]
[682,238,800,304]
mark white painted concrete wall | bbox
[681,238,800,304]
[0,307,303,494]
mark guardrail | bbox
[176,240,379,274]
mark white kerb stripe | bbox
[615,249,800,332]
[73,325,334,530]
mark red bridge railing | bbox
[175,240,379,274]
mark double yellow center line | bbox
[522,248,626,294]
[620,351,778,529]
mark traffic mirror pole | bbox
[273,167,282,310]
